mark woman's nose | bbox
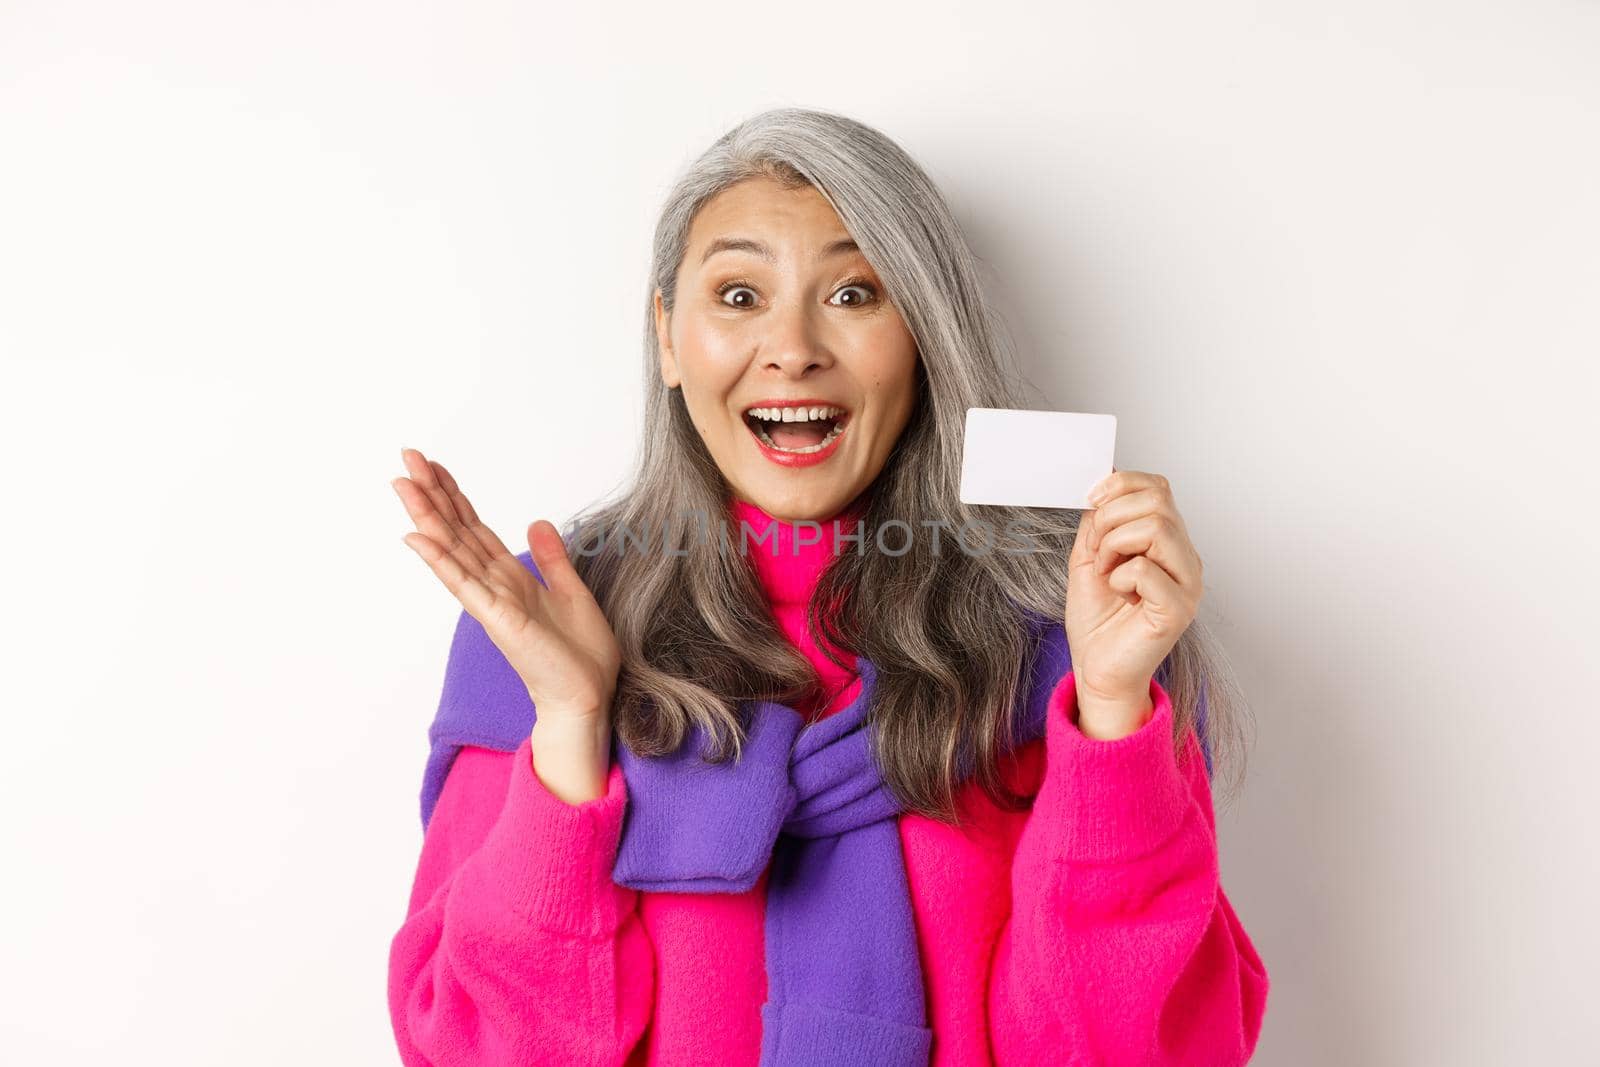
[760,303,834,377]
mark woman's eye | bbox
[717,283,758,309]
[831,282,878,307]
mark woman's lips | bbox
[745,412,850,468]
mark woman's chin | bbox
[731,481,852,525]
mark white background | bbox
[3,2,1596,1063]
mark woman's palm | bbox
[391,447,620,722]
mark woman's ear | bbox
[654,289,680,389]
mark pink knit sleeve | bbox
[387,739,655,1066]
[987,671,1270,1065]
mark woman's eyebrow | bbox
[700,236,860,265]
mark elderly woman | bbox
[387,106,1269,1067]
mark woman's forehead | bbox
[688,179,857,260]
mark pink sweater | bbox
[388,502,1270,1065]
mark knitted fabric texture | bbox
[416,497,1215,1066]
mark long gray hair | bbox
[564,106,1253,822]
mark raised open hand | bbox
[390,447,621,728]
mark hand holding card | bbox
[957,407,1206,741]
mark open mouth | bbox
[742,404,850,455]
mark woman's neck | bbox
[727,495,865,608]
[728,494,868,717]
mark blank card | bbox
[958,408,1117,509]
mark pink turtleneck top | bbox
[388,497,1269,1065]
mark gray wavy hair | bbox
[563,105,1254,821]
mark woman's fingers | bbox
[398,448,493,569]
[1069,510,1089,562]
[1104,554,1189,630]
[429,456,517,562]
[1074,467,1202,609]
[1085,480,1190,553]
[525,519,589,601]
[391,475,460,558]
[392,475,489,592]
[1069,509,1101,574]
[1092,513,1201,592]
[399,528,509,627]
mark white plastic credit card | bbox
[958,407,1117,509]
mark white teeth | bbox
[744,405,845,422]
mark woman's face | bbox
[654,176,920,523]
